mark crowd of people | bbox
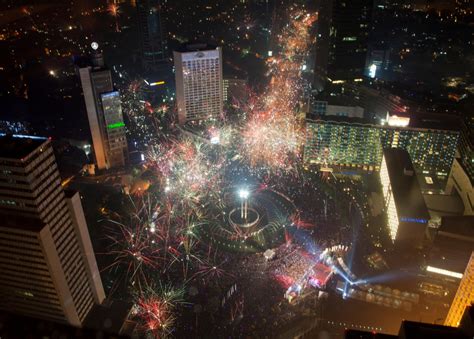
[176,166,377,338]
[271,244,316,287]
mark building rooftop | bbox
[383,149,430,221]
[73,50,106,70]
[64,189,79,199]
[439,216,474,238]
[399,320,470,339]
[306,115,373,125]
[0,133,48,160]
[175,42,218,53]
[428,216,474,272]
[423,193,465,216]
[407,112,461,131]
[344,308,474,338]
[307,112,460,132]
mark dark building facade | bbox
[459,115,474,184]
[313,0,373,90]
[137,0,168,70]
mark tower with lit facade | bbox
[379,148,429,248]
[174,43,223,125]
[445,251,474,327]
[0,134,105,326]
[78,46,128,170]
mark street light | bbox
[239,189,250,220]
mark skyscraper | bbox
[137,0,168,70]
[380,148,429,247]
[445,251,474,327]
[458,115,474,183]
[313,0,373,90]
[0,134,105,326]
[101,91,128,168]
[174,43,223,125]
[78,47,128,170]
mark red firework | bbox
[290,214,314,229]
[192,260,232,283]
[137,296,174,335]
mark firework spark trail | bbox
[119,76,172,147]
[103,216,165,289]
[192,260,233,284]
[103,194,210,289]
[162,214,211,279]
[133,283,186,338]
[147,137,225,209]
[108,3,121,32]
[241,10,316,174]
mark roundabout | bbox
[197,185,297,253]
[228,207,260,229]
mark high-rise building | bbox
[446,158,474,215]
[445,251,474,327]
[365,48,391,79]
[100,91,128,168]
[313,0,373,90]
[458,115,474,183]
[380,148,429,247]
[137,0,168,70]
[0,134,105,326]
[174,43,223,125]
[78,48,128,170]
[304,115,459,178]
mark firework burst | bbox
[104,217,163,288]
[147,137,224,208]
[192,260,232,284]
[241,113,302,173]
[103,195,182,288]
[103,7,318,333]
[133,283,186,338]
[108,3,121,32]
